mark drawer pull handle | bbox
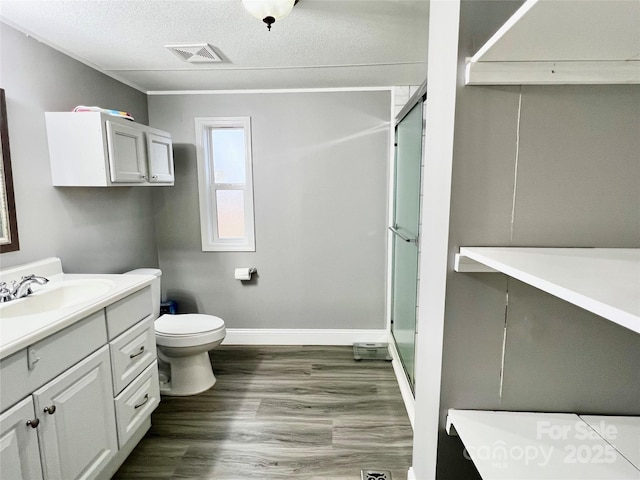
[134,394,149,410]
[26,418,40,428]
[43,405,56,415]
[129,346,145,359]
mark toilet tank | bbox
[124,268,162,319]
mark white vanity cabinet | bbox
[0,396,43,480]
[0,283,160,480]
[109,317,156,396]
[106,287,160,450]
[45,112,174,187]
[34,346,118,480]
[113,362,159,447]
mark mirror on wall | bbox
[0,88,20,253]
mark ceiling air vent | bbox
[166,44,222,63]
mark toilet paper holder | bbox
[234,267,257,281]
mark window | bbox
[195,117,255,251]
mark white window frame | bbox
[195,116,256,252]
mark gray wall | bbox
[435,2,640,477]
[148,91,390,330]
[0,23,158,273]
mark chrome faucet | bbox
[10,274,49,300]
[0,283,13,303]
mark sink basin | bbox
[0,279,115,318]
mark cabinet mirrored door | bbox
[391,102,423,391]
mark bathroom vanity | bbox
[0,258,160,480]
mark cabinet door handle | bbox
[43,405,56,415]
[129,346,145,359]
[151,175,158,180]
[26,418,40,428]
[134,394,149,410]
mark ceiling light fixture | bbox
[242,0,297,31]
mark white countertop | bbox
[0,260,154,360]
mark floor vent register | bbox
[353,343,392,361]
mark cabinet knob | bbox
[43,405,56,415]
[140,174,147,179]
[26,418,40,428]
[152,175,158,180]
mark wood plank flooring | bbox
[112,346,413,480]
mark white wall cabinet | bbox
[105,121,147,183]
[145,132,174,183]
[0,285,159,480]
[45,112,174,187]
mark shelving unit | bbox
[452,249,640,477]
[465,0,640,85]
[454,247,640,334]
[581,416,640,470]
[440,4,639,479]
[446,409,640,479]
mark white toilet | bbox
[125,269,226,396]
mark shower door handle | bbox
[388,226,418,244]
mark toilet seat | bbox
[155,314,226,348]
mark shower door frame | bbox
[389,87,426,394]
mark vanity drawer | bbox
[114,360,160,447]
[110,317,156,395]
[0,310,107,412]
[106,286,152,340]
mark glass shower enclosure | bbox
[390,100,423,391]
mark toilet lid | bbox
[155,314,225,336]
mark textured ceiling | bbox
[0,0,430,92]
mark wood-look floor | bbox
[112,346,413,480]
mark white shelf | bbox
[465,0,640,85]
[582,416,640,470]
[446,409,640,479]
[454,248,640,334]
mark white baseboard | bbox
[387,334,415,429]
[222,328,389,346]
[407,466,417,480]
